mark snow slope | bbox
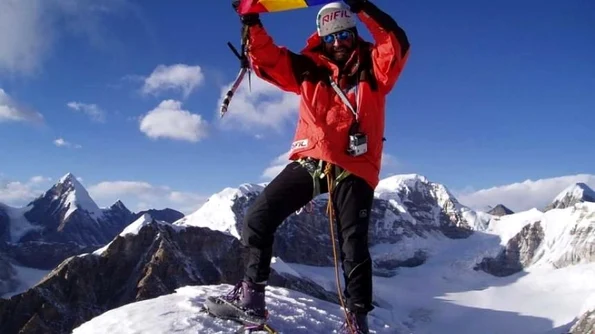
[73,200,595,334]
[71,257,595,334]
[72,284,404,334]
[69,176,595,334]
[485,202,595,268]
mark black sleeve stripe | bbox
[289,51,317,86]
[361,1,410,58]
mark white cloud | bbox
[139,100,208,142]
[0,174,206,215]
[0,0,49,74]
[217,75,299,133]
[454,174,595,212]
[0,175,53,206]
[29,175,52,184]
[53,137,82,148]
[88,180,207,215]
[0,88,44,123]
[381,153,398,168]
[89,180,166,198]
[261,150,292,180]
[380,152,400,177]
[0,0,133,75]
[67,101,106,122]
[141,64,204,98]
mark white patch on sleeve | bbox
[290,139,309,151]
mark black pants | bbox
[241,160,375,314]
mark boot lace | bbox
[223,281,244,302]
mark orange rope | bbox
[324,163,356,334]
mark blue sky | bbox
[1,0,594,214]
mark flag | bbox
[238,0,337,14]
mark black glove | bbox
[232,0,261,26]
[343,0,368,13]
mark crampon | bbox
[200,304,280,333]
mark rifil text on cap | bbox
[321,10,352,24]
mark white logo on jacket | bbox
[290,139,308,151]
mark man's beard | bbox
[331,46,352,64]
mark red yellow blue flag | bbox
[238,0,338,14]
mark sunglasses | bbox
[322,30,353,44]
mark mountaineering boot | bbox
[204,280,268,326]
[338,311,369,334]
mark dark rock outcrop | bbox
[570,308,595,334]
[475,221,545,276]
[488,204,514,216]
[131,208,184,224]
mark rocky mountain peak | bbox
[488,204,514,216]
[110,200,128,211]
[23,172,104,226]
[375,173,459,206]
[58,172,77,184]
[12,173,131,246]
[546,182,595,211]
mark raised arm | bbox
[231,0,316,94]
[245,22,312,94]
[349,0,411,93]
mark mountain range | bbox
[0,172,594,334]
[0,173,183,299]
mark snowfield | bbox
[71,182,595,334]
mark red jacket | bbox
[246,2,410,189]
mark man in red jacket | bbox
[205,1,409,333]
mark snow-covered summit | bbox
[376,173,430,193]
[375,173,490,231]
[53,172,104,222]
[375,173,456,204]
[554,183,595,202]
[546,182,595,210]
[59,172,77,184]
[173,183,265,239]
[71,284,401,334]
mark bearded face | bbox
[322,29,356,65]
